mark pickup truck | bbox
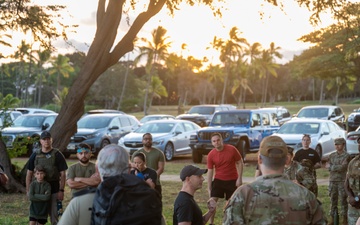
[189,109,282,163]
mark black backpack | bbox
[91,173,162,225]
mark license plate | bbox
[67,143,76,150]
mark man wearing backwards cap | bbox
[223,136,326,225]
[173,165,216,225]
[66,143,100,197]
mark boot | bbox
[341,215,348,225]
[327,216,334,225]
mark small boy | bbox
[29,165,51,225]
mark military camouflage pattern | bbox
[223,174,326,225]
[348,204,360,225]
[346,155,360,225]
[284,160,302,181]
[328,151,351,217]
[328,151,351,182]
[296,164,318,196]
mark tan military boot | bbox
[342,215,348,225]
[327,217,334,225]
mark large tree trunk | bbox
[0,139,26,193]
[51,0,166,151]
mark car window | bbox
[109,117,121,128]
[120,117,130,127]
[321,122,330,133]
[327,122,337,133]
[188,106,215,115]
[251,113,260,127]
[128,117,139,126]
[262,113,270,126]
[175,123,185,133]
[183,122,195,131]
[43,116,55,126]
[270,113,279,126]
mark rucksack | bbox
[91,173,162,225]
[34,148,60,182]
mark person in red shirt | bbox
[207,132,243,224]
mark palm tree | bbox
[34,49,51,107]
[49,54,74,92]
[135,26,171,115]
[212,27,248,104]
[148,75,168,107]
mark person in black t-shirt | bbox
[293,134,321,196]
[173,165,216,225]
[130,152,158,189]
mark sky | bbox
[4,0,334,65]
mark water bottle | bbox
[57,200,63,216]
[333,208,339,225]
[136,172,145,180]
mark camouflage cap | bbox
[259,136,288,158]
[334,137,346,145]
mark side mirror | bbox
[109,126,119,130]
[42,123,50,130]
[175,131,182,135]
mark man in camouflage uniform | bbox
[223,136,326,225]
[345,137,360,225]
[327,137,351,225]
[297,159,318,195]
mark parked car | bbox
[346,126,360,157]
[293,105,346,130]
[258,106,292,125]
[1,113,58,155]
[189,109,281,163]
[139,114,175,124]
[347,108,360,132]
[0,110,22,128]
[176,104,232,127]
[272,119,346,160]
[14,107,56,114]
[64,114,140,158]
[118,120,201,161]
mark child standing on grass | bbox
[29,165,51,225]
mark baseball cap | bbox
[259,136,288,158]
[40,131,52,139]
[180,165,207,181]
[334,137,346,145]
[77,143,91,153]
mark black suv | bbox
[176,104,233,127]
[347,108,360,132]
[294,105,346,130]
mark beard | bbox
[144,142,152,148]
[80,158,90,164]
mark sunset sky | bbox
[5,0,334,65]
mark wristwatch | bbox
[355,196,359,202]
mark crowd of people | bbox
[3,130,360,224]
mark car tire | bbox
[315,145,322,159]
[164,142,174,161]
[192,149,203,163]
[237,140,246,161]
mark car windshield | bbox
[78,116,112,129]
[188,107,214,115]
[211,113,250,125]
[297,108,329,118]
[13,116,45,127]
[140,116,161,123]
[277,122,320,134]
[135,123,174,133]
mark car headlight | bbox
[84,132,100,139]
[153,139,164,146]
[18,132,30,138]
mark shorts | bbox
[30,217,47,224]
[211,179,237,200]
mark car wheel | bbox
[315,145,322,159]
[237,140,247,161]
[192,149,203,163]
[164,142,174,161]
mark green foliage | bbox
[5,136,38,158]
[120,98,141,112]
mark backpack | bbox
[34,148,60,182]
[91,173,162,225]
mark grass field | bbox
[1,157,333,224]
